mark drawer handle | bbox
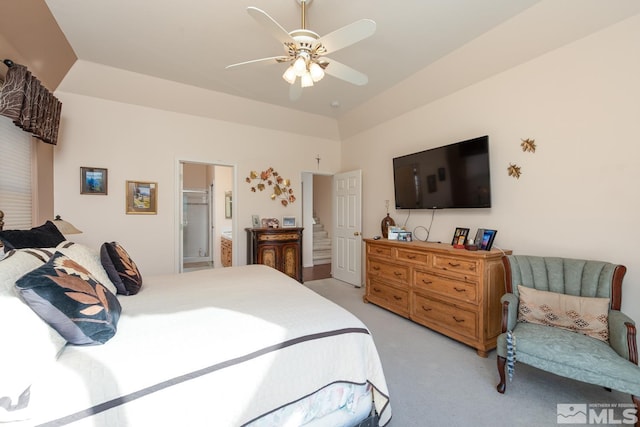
[393,271,403,277]
[407,254,416,259]
[421,279,433,285]
[448,262,461,267]
[453,316,465,323]
[373,287,381,293]
[376,249,383,253]
[373,266,380,271]
[393,295,402,301]
[454,287,467,293]
[421,305,432,312]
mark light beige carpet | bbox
[304,278,633,427]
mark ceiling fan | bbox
[226,0,376,99]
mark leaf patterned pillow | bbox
[100,242,142,295]
[15,251,121,345]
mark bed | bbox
[0,215,391,426]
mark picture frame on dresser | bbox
[282,216,296,228]
[451,227,469,246]
[477,229,497,250]
[251,214,260,228]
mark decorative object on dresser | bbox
[251,214,261,228]
[261,217,279,228]
[451,227,469,248]
[282,216,296,228]
[364,238,511,357]
[246,227,303,282]
[380,200,395,238]
[474,229,497,250]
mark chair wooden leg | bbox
[632,395,639,427]
[496,356,507,394]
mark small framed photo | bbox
[251,214,260,228]
[80,167,108,195]
[126,181,157,215]
[261,218,279,228]
[282,216,296,228]
[477,229,498,250]
[451,227,470,246]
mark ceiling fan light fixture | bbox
[293,55,308,76]
[282,65,297,84]
[309,62,324,82]
[301,72,314,88]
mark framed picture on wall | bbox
[80,167,108,195]
[126,181,157,215]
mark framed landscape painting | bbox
[126,181,157,215]
[80,167,108,195]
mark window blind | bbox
[0,116,32,229]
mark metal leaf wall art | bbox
[521,138,536,153]
[246,167,296,207]
[508,137,537,179]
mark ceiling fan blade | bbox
[289,83,302,101]
[247,7,295,46]
[316,19,376,54]
[226,56,289,69]
[323,59,368,86]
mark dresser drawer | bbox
[396,248,430,265]
[414,270,478,304]
[412,293,478,340]
[367,244,392,259]
[367,279,409,314]
[367,259,409,286]
[432,254,479,276]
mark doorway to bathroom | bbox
[180,161,234,272]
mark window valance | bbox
[0,60,62,145]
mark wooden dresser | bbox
[246,227,303,283]
[364,238,511,357]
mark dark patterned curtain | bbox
[0,62,62,145]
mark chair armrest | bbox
[500,293,519,333]
[609,310,637,363]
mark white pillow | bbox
[0,250,67,422]
[56,242,118,295]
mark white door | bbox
[332,170,362,286]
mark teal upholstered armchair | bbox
[496,255,640,423]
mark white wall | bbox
[53,90,341,276]
[343,14,640,322]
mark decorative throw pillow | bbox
[100,242,142,295]
[0,250,67,422]
[517,285,610,342]
[15,251,121,345]
[0,221,66,250]
[56,242,118,296]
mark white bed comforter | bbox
[21,265,391,426]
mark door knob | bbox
[353,231,361,236]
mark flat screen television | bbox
[393,135,491,209]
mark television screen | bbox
[393,135,491,209]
